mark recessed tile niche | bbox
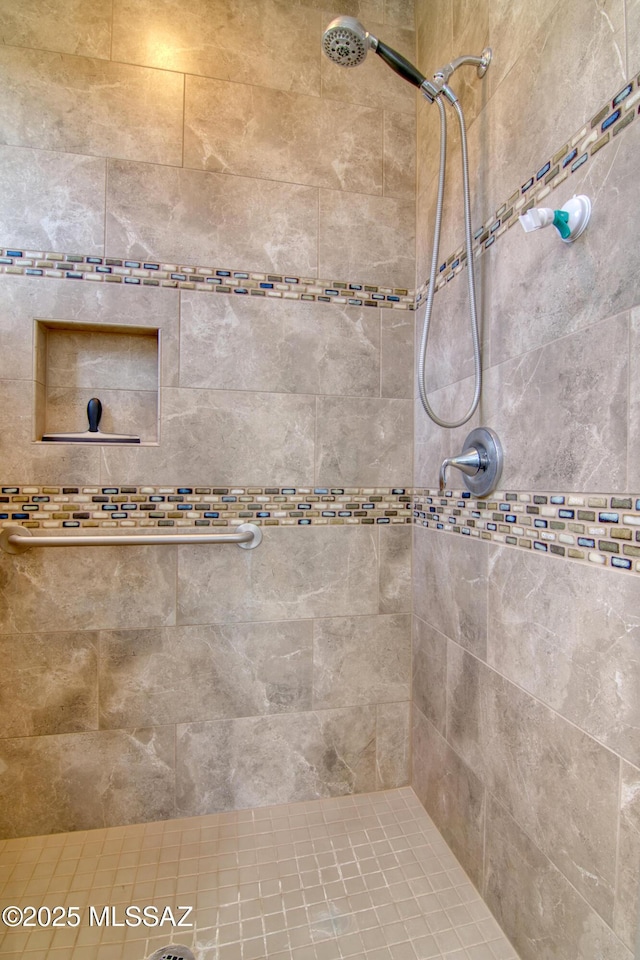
[34,320,160,444]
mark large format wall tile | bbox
[447,644,620,921]
[112,0,322,96]
[0,47,183,166]
[412,706,485,890]
[106,160,318,276]
[319,190,415,289]
[413,527,488,658]
[177,526,379,625]
[483,314,628,492]
[184,76,382,195]
[312,614,411,708]
[488,546,640,766]
[179,294,380,397]
[0,146,105,254]
[176,707,377,815]
[376,701,410,788]
[315,396,412,487]
[100,388,316,486]
[0,727,176,839]
[412,615,447,734]
[0,379,102,485]
[380,307,415,400]
[0,0,112,58]
[383,111,416,200]
[485,796,632,960]
[0,542,177,634]
[99,622,313,728]
[627,305,640,489]
[378,524,412,614]
[615,762,640,950]
[0,631,98,737]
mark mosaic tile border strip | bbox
[416,71,640,301]
[0,486,413,529]
[4,482,640,576]
[0,250,415,310]
[414,488,640,575]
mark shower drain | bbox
[146,946,195,960]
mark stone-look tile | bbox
[383,110,416,201]
[485,796,632,960]
[412,706,485,890]
[378,524,412,614]
[0,145,105,254]
[0,727,176,839]
[0,379,102,485]
[380,307,414,399]
[376,701,410,789]
[0,47,183,166]
[312,614,411,708]
[319,190,415,289]
[412,615,447,734]
[306,0,384,22]
[99,622,313,729]
[628,0,640,74]
[488,546,640,767]
[106,160,318,277]
[113,0,322,95]
[179,293,380,397]
[177,526,378,625]
[0,632,98,737]
[184,75,382,195]
[315,396,412,487]
[175,707,377,815]
[100,388,315,486]
[627,306,640,489]
[447,643,620,921]
[0,0,112,58]
[321,20,416,115]
[413,526,488,658]
[615,762,640,950]
[0,541,176,634]
[485,0,565,98]
[489,117,640,368]
[416,0,452,77]
[0,274,178,386]
[46,327,158,391]
[385,0,415,27]
[484,314,628,492]
[485,0,625,223]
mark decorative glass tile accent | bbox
[0,487,412,529]
[413,487,640,576]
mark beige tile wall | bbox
[0,1,415,837]
[412,1,640,958]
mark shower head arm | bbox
[433,48,492,85]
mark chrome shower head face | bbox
[322,16,370,68]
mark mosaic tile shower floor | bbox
[0,788,519,960]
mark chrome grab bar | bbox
[0,522,262,555]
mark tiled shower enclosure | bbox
[0,1,639,959]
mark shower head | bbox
[322,16,371,67]
[322,15,429,91]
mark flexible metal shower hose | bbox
[417,95,482,428]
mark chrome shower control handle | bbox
[438,427,503,497]
[438,447,484,494]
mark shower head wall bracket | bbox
[439,427,503,497]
